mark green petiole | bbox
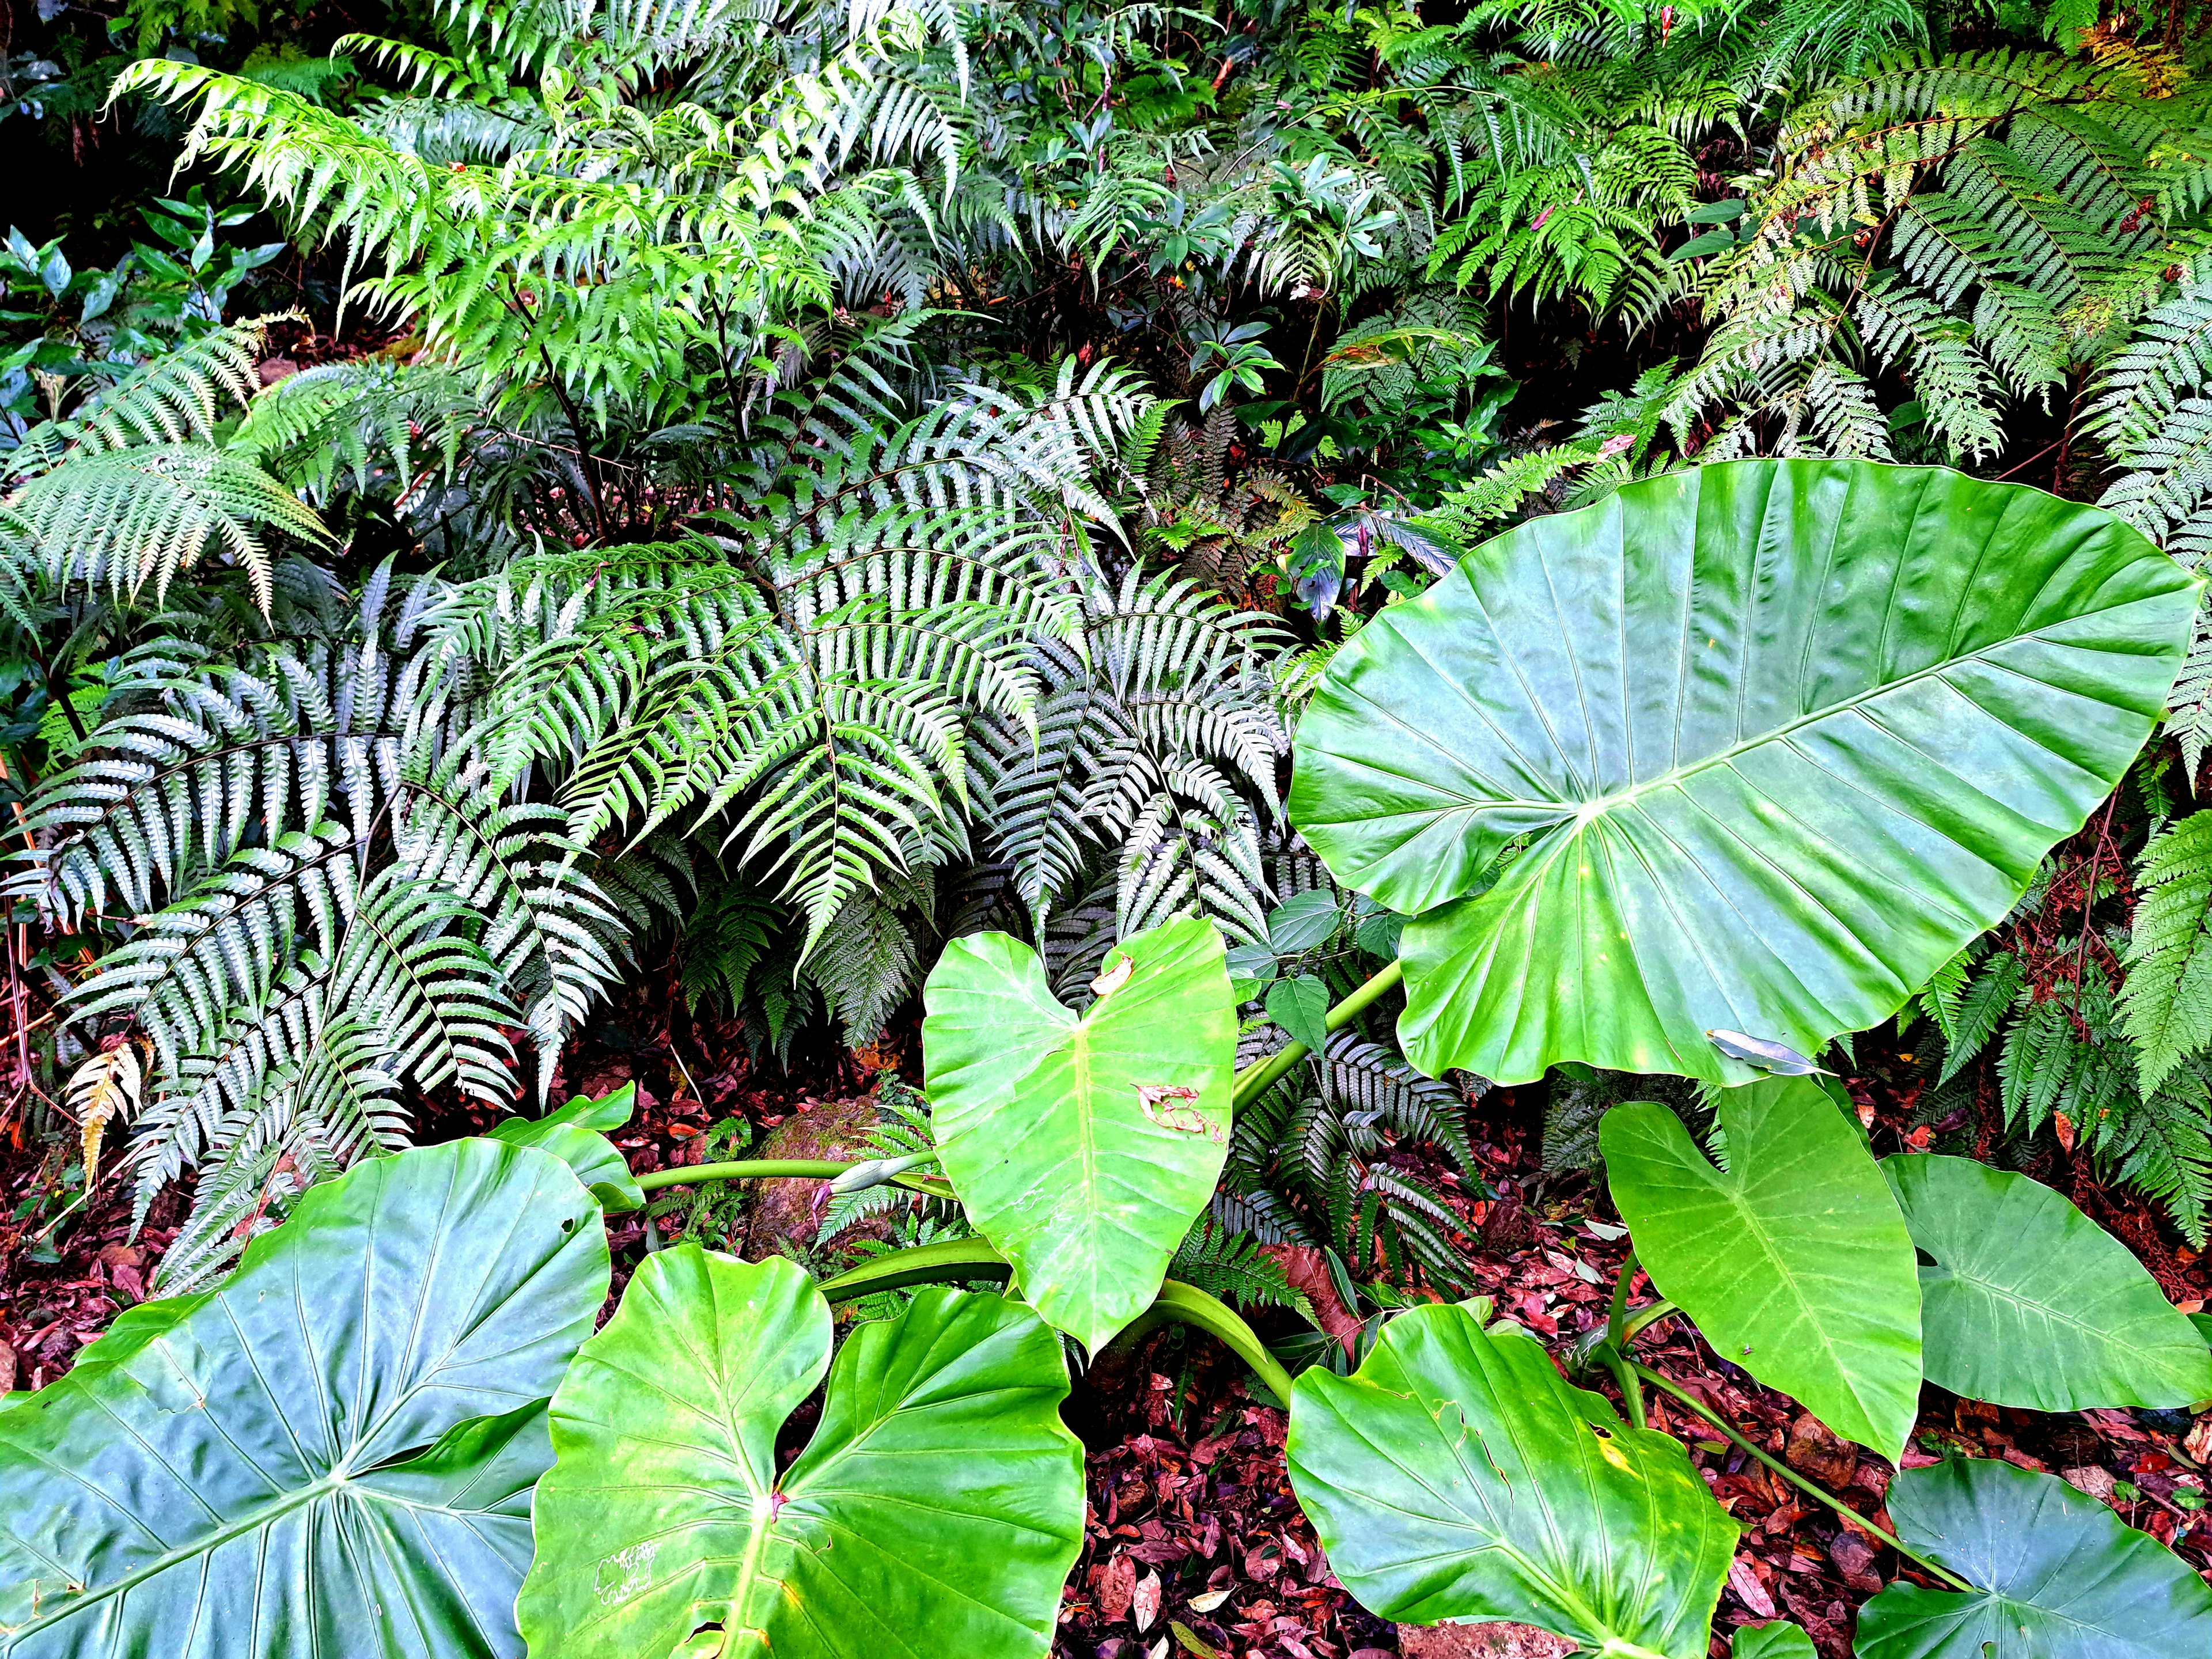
[1626,1360,1974,1593]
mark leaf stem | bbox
[1604,1249,1647,1428]
[1625,1361,1972,1592]
[1233,959,1404,1108]
[1111,1278,1300,1404]
[632,1159,953,1200]
[812,1243,1299,1403]
[816,1237,1012,1301]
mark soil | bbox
[5,971,2211,1658]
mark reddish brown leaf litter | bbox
[6,974,2212,1657]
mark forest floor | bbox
[5,981,2211,1659]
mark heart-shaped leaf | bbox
[1885,1154,2212,1411]
[1285,1300,1737,1658]
[516,1247,1084,1659]
[1601,1077,1921,1461]
[1267,891,1342,955]
[1266,974,1332,1052]
[922,916,1236,1349]
[0,1138,608,1659]
[1857,1459,2212,1658]
[1289,459,2196,1084]
[490,1081,643,1211]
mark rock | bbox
[742,1094,885,1258]
[2061,1464,2117,1501]
[1398,1624,1574,1658]
[256,357,299,386]
[1827,1527,1881,1592]
[1097,1553,1136,1623]
[1784,1411,1858,1490]
[0,1338,15,1393]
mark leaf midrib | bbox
[1340,598,2153,826]
[8,1468,494,1639]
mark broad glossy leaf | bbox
[1602,1077,1920,1461]
[1734,1624,1816,1659]
[1857,1459,2212,1658]
[517,1247,1084,1659]
[1286,1300,1737,1658]
[1886,1154,2212,1410]
[922,916,1236,1349]
[490,1081,643,1211]
[0,1138,607,1659]
[1290,460,2196,1084]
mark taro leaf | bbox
[1601,1076,1921,1461]
[1885,1154,2212,1410]
[1266,974,1333,1053]
[1856,1459,2212,1658]
[0,1138,607,1659]
[1289,459,2196,1085]
[490,1080,643,1211]
[1734,1625,1817,1659]
[1285,1300,1737,1658]
[516,1247,1084,1659]
[1267,889,1343,955]
[922,916,1236,1350]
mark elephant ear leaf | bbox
[1285,1300,1737,1659]
[518,1247,1085,1659]
[1887,1154,2212,1411]
[1288,458,2196,1084]
[490,1081,644,1211]
[1857,1459,2212,1659]
[1601,1077,1921,1463]
[0,1138,609,1659]
[922,916,1236,1350]
[1734,1624,1817,1659]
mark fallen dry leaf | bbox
[1133,1569,1162,1633]
[1728,1556,1777,1619]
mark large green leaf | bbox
[490,1081,644,1211]
[1734,1626,1816,1659]
[1601,1077,1921,1461]
[1289,460,2196,1084]
[516,1247,1084,1659]
[921,916,1236,1349]
[1857,1459,2212,1658]
[1885,1153,2212,1411]
[1285,1300,1737,1659]
[0,1138,608,1659]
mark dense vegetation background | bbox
[10,0,2212,1648]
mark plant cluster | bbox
[12,0,2212,1649]
[10,459,2212,1659]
